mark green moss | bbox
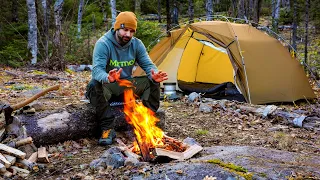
[196,129,209,135]
[207,159,253,180]
[11,84,33,91]
[32,70,46,75]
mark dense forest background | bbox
[0,0,319,78]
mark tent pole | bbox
[234,37,252,104]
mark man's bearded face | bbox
[117,28,135,45]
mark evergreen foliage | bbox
[0,0,319,77]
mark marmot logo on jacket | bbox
[109,59,135,67]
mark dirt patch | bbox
[1,68,320,179]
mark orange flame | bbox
[118,79,164,152]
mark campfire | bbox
[118,79,202,162]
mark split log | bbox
[16,103,166,146]
[0,128,5,140]
[37,147,49,163]
[115,138,140,159]
[27,152,37,163]
[3,154,16,165]
[10,166,29,177]
[0,163,6,173]
[0,144,26,159]
[0,153,11,168]
[7,137,33,148]
[15,159,38,171]
[0,170,12,178]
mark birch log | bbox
[15,104,165,146]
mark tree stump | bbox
[13,103,165,146]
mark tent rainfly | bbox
[133,21,315,104]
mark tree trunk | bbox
[27,0,38,65]
[12,0,18,22]
[231,0,238,17]
[248,0,254,20]
[292,0,297,51]
[158,0,161,23]
[282,0,290,10]
[237,0,245,18]
[53,0,65,70]
[166,0,171,32]
[304,0,310,70]
[172,0,179,27]
[77,0,84,39]
[41,0,49,63]
[206,0,213,21]
[272,0,281,33]
[100,0,108,30]
[188,0,194,23]
[135,0,141,15]
[252,0,261,24]
[14,104,165,146]
[110,0,117,28]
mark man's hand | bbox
[151,69,168,83]
[108,68,123,83]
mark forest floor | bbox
[1,67,320,179]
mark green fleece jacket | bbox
[91,28,158,83]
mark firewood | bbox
[3,154,16,165]
[27,152,38,163]
[0,128,5,140]
[15,159,39,172]
[0,144,26,159]
[10,166,30,177]
[16,137,33,147]
[0,163,6,173]
[37,147,49,163]
[7,167,17,175]
[115,138,140,159]
[7,137,33,148]
[0,170,13,178]
[0,153,11,168]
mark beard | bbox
[117,31,132,45]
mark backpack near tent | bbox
[133,21,315,104]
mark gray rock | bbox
[89,159,101,169]
[188,92,200,102]
[104,153,125,168]
[199,103,213,113]
[183,137,200,146]
[101,147,122,158]
[124,157,140,167]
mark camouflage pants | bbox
[86,76,160,131]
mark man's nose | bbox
[125,31,131,36]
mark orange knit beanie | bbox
[114,11,137,32]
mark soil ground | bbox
[0,68,319,179]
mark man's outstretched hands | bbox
[151,69,168,83]
[108,68,122,83]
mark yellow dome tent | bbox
[134,21,315,104]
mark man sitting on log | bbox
[86,11,168,146]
